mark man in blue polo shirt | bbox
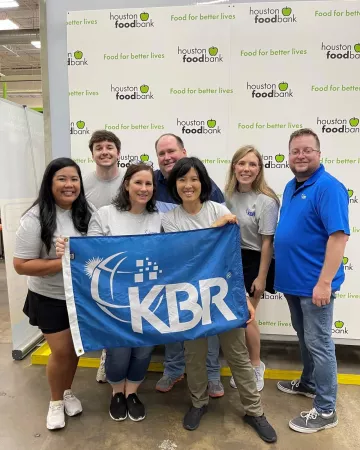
[154,133,225,399]
[275,128,349,434]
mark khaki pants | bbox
[184,328,263,416]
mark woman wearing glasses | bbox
[225,146,279,392]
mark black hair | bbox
[154,133,184,151]
[167,157,212,204]
[29,157,91,253]
[112,163,157,213]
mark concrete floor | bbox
[1,261,360,450]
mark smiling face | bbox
[156,135,187,178]
[234,151,261,191]
[52,166,81,209]
[289,135,321,180]
[176,167,201,205]
[91,140,120,168]
[125,169,154,208]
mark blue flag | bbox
[63,224,248,356]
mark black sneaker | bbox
[244,414,277,443]
[183,405,208,431]
[277,379,316,398]
[126,393,146,422]
[109,392,127,421]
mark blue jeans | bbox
[164,335,220,381]
[285,294,337,413]
[105,346,153,384]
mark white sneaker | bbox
[63,390,83,416]
[254,361,266,392]
[47,400,65,430]
[229,376,237,389]
[96,349,107,383]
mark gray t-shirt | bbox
[88,205,162,236]
[226,191,279,252]
[83,171,123,210]
[161,201,230,232]
[14,205,83,300]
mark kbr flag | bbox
[63,224,248,356]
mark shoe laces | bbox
[64,391,75,401]
[50,402,64,412]
[291,379,301,389]
[251,414,269,428]
[300,408,318,424]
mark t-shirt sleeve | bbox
[161,211,180,233]
[317,183,350,236]
[14,212,43,259]
[87,210,105,236]
[210,180,225,204]
[258,197,279,236]
[214,202,231,219]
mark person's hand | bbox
[312,280,331,307]
[246,297,255,324]
[211,214,238,228]
[250,277,265,302]
[55,237,66,258]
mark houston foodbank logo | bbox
[342,256,354,271]
[84,252,235,334]
[332,320,348,335]
[68,50,88,66]
[249,5,297,24]
[117,154,154,169]
[176,118,221,135]
[109,11,154,28]
[317,117,360,134]
[347,188,358,204]
[247,81,293,98]
[111,84,154,100]
[177,46,223,63]
[321,42,360,60]
[262,154,289,169]
[70,120,90,135]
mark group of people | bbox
[13,128,349,443]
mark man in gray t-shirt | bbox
[83,130,123,210]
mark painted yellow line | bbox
[30,343,360,385]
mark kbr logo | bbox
[262,153,289,169]
[247,81,293,98]
[111,84,154,101]
[347,188,358,204]
[177,46,223,63]
[343,256,353,271]
[317,117,360,134]
[68,50,88,66]
[70,120,90,135]
[332,320,348,334]
[85,252,235,334]
[321,42,360,60]
[109,11,154,29]
[249,6,297,24]
[176,118,221,135]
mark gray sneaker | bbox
[156,374,184,393]
[208,380,224,398]
[277,379,316,398]
[289,408,338,433]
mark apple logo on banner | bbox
[177,46,224,63]
[110,84,154,101]
[176,118,222,135]
[70,120,90,136]
[246,81,294,99]
[317,116,360,135]
[249,5,297,24]
[109,11,155,29]
[321,42,360,60]
[68,50,88,66]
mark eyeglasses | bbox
[289,147,320,156]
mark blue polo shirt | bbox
[274,164,350,297]
[154,169,225,213]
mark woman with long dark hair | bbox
[13,157,92,431]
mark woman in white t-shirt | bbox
[225,145,280,392]
[58,163,161,423]
[162,157,277,444]
[13,157,92,431]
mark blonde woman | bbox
[225,146,280,392]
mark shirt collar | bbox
[291,164,324,191]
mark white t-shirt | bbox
[83,171,123,210]
[14,205,83,300]
[226,191,279,252]
[161,201,230,232]
[88,205,162,237]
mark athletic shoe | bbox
[96,349,107,383]
[289,408,338,433]
[156,374,184,393]
[109,392,127,421]
[126,393,146,422]
[47,400,65,430]
[63,390,82,416]
[183,405,208,431]
[208,380,225,398]
[254,361,266,392]
[229,376,237,389]
[244,414,277,443]
[277,379,316,398]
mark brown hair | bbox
[289,128,320,150]
[88,130,121,152]
[154,133,184,152]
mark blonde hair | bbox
[225,145,280,204]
